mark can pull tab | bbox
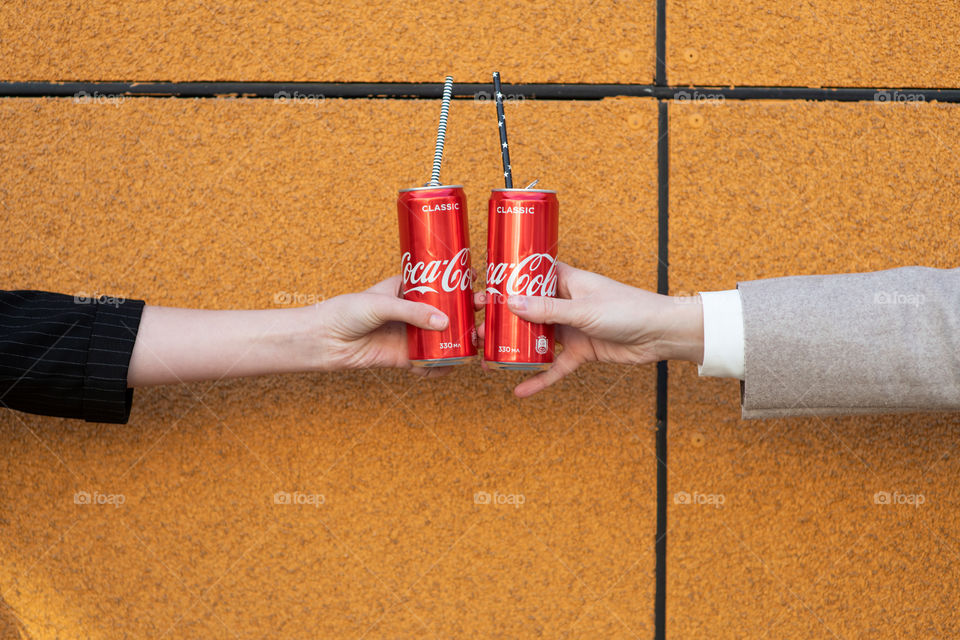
[524,179,540,189]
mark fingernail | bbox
[429,313,447,330]
[507,296,527,311]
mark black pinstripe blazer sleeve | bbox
[0,291,146,424]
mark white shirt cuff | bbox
[697,289,745,380]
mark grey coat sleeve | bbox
[738,266,960,418]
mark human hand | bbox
[478,262,704,397]
[313,275,457,375]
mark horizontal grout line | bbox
[2,82,960,102]
[668,86,960,102]
[0,81,644,100]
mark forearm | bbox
[656,295,705,365]
[127,305,321,386]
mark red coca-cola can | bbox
[397,185,477,367]
[484,188,559,370]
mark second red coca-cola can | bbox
[483,188,559,370]
[397,185,477,367]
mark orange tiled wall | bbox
[0,98,659,639]
[0,1,656,83]
[668,101,960,638]
[2,2,959,638]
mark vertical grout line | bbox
[654,0,670,637]
[656,0,667,86]
[654,100,670,640]
[654,0,670,636]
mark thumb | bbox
[366,296,449,331]
[506,295,583,326]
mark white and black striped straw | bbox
[493,71,513,189]
[428,76,454,187]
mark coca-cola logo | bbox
[485,253,558,297]
[401,248,473,295]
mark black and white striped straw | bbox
[428,76,454,187]
[492,71,513,189]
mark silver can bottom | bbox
[485,360,552,372]
[410,356,475,368]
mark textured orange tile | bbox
[0,97,658,639]
[668,101,960,638]
[0,1,655,83]
[667,1,960,87]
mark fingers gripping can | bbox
[484,189,559,370]
[397,185,478,367]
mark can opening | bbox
[490,188,557,194]
[398,184,464,193]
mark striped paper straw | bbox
[493,71,513,189]
[428,76,454,186]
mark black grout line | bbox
[662,85,960,102]
[0,81,653,99]
[654,3,668,635]
[3,82,960,102]
[656,0,667,86]
[654,100,669,640]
